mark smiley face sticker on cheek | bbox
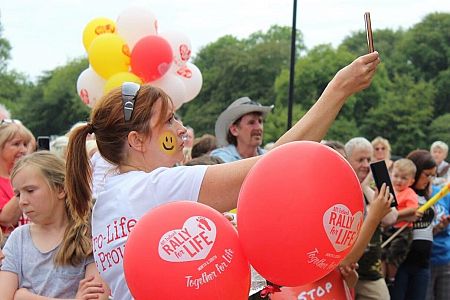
[159,131,177,155]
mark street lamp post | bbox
[287,0,297,130]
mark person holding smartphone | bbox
[344,137,398,300]
[64,53,381,300]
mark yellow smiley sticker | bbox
[159,131,177,155]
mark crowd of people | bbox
[0,51,448,300]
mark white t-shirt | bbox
[90,151,115,199]
[91,166,207,300]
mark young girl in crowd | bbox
[0,119,32,239]
[64,52,380,299]
[0,151,109,299]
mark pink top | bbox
[0,176,13,210]
[0,176,29,233]
[0,176,14,233]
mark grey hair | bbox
[345,137,372,158]
[430,141,448,155]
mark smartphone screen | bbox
[364,12,374,53]
[37,136,50,151]
[370,160,398,207]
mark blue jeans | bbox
[391,263,430,300]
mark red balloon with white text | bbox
[124,201,250,299]
[238,141,364,286]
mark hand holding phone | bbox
[370,160,398,207]
[364,12,374,53]
[37,136,50,151]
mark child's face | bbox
[391,167,415,192]
[12,166,65,224]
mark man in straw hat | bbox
[211,97,273,163]
[211,96,273,299]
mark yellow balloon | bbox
[82,17,116,51]
[88,33,131,79]
[104,72,143,94]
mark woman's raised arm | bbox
[199,52,381,212]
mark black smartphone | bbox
[364,12,374,53]
[37,136,50,151]
[370,160,398,207]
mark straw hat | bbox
[215,97,273,147]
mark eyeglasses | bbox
[375,147,385,151]
[421,171,436,180]
[122,82,141,122]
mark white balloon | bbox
[150,73,187,110]
[76,67,106,108]
[175,62,203,102]
[159,31,192,71]
[116,6,158,50]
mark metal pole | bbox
[287,0,297,130]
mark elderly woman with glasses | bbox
[0,119,32,238]
[371,136,394,170]
[64,52,381,299]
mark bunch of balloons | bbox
[76,6,202,109]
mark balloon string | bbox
[260,283,282,298]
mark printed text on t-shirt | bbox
[92,216,137,271]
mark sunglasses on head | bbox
[0,119,22,126]
[122,82,141,122]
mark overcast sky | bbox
[1,0,449,80]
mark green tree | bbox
[427,114,450,146]
[0,71,31,115]
[326,118,360,144]
[340,29,408,79]
[264,103,306,143]
[360,75,434,156]
[273,44,391,141]
[0,19,11,71]
[16,58,90,136]
[180,25,304,136]
[432,69,450,117]
[0,19,31,116]
[396,13,450,81]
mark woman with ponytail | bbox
[0,151,109,299]
[65,52,380,299]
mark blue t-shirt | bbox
[430,185,450,266]
[210,144,266,163]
